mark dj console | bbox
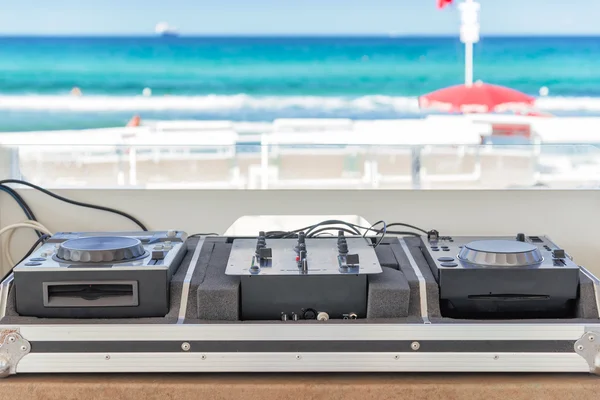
[1,224,600,377]
[13,231,187,318]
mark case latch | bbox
[575,331,600,375]
[0,329,31,378]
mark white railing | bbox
[1,117,599,189]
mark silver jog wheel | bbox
[56,236,147,263]
[458,240,543,267]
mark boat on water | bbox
[155,22,179,37]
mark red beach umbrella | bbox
[437,0,454,9]
[419,82,535,113]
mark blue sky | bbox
[0,0,596,36]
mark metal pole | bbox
[465,41,473,87]
[411,146,422,189]
[459,0,480,87]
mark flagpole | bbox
[464,41,473,86]
[459,0,480,87]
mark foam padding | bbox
[386,237,442,319]
[577,271,600,319]
[367,267,410,318]
[196,242,240,321]
[374,244,399,269]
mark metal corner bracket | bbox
[0,329,31,378]
[575,330,600,375]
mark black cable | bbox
[384,230,421,237]
[0,179,147,231]
[0,185,36,221]
[381,222,429,235]
[189,233,219,238]
[1,234,50,282]
[0,185,43,238]
[0,185,37,220]
[249,219,431,240]
[307,227,359,238]
[304,220,362,237]
[265,230,292,238]
[364,220,387,248]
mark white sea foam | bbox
[0,94,418,113]
[0,94,598,113]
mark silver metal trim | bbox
[177,238,205,324]
[16,352,589,373]
[400,239,430,323]
[0,329,31,378]
[0,274,13,320]
[580,266,600,319]
[574,330,600,375]
[13,323,590,342]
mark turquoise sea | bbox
[1,36,600,131]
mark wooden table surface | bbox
[0,373,599,400]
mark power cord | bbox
[0,179,147,231]
[0,234,51,282]
[0,185,42,237]
[1,221,53,266]
[14,234,50,267]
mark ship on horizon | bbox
[155,22,179,37]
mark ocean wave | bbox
[0,94,422,113]
[0,94,598,113]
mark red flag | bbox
[437,0,453,8]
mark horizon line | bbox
[0,33,600,38]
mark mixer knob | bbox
[552,249,566,259]
[516,233,526,242]
[298,232,306,244]
[346,254,360,265]
[338,242,348,255]
[258,247,272,259]
[167,229,177,238]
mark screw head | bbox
[394,355,400,360]
[589,335,596,342]
[577,344,585,351]
[7,336,15,343]
[493,355,500,360]
[201,354,206,360]
[410,341,420,351]
[20,345,27,352]
[181,342,191,352]
[105,355,110,360]
[296,355,302,360]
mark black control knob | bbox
[298,232,305,243]
[295,232,307,256]
[516,233,526,242]
[552,249,566,259]
[338,242,348,255]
